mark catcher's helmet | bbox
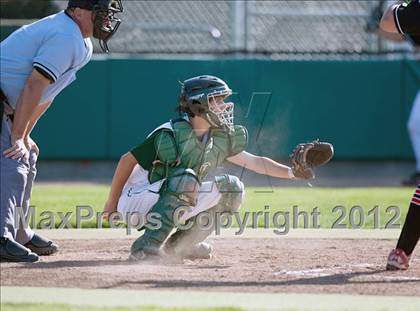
[67,0,123,53]
[179,75,234,131]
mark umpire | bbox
[0,0,123,262]
[380,0,420,270]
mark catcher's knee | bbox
[165,168,200,206]
[130,169,200,253]
[215,174,244,212]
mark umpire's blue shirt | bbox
[0,11,93,108]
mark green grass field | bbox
[28,185,413,230]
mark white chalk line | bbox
[274,263,420,282]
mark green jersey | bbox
[130,117,248,184]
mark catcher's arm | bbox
[227,151,295,179]
[103,152,138,219]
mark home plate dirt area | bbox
[1,237,419,296]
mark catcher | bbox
[103,75,333,260]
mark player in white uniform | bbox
[380,0,420,270]
[0,0,123,263]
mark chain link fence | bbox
[248,1,377,54]
[32,0,420,55]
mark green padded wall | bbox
[31,57,419,160]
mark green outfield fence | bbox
[27,56,419,160]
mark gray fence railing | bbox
[4,0,417,55]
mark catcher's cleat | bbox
[165,242,213,260]
[182,242,213,260]
[129,242,164,262]
[0,237,39,263]
[402,172,420,187]
[129,249,183,264]
[128,250,148,261]
[386,248,410,270]
[24,234,58,256]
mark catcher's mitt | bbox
[290,140,334,180]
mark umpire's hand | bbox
[25,136,40,156]
[3,136,29,160]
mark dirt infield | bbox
[1,237,419,296]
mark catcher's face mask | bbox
[207,94,234,132]
[93,0,123,52]
[179,75,235,131]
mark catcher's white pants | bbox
[117,179,222,227]
[408,90,420,172]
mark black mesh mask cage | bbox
[93,0,123,52]
[67,0,123,52]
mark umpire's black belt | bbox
[1,88,14,122]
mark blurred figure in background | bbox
[381,0,420,184]
[381,1,420,186]
[380,0,420,270]
[404,91,420,186]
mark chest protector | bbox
[148,120,248,183]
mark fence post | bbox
[231,0,246,52]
